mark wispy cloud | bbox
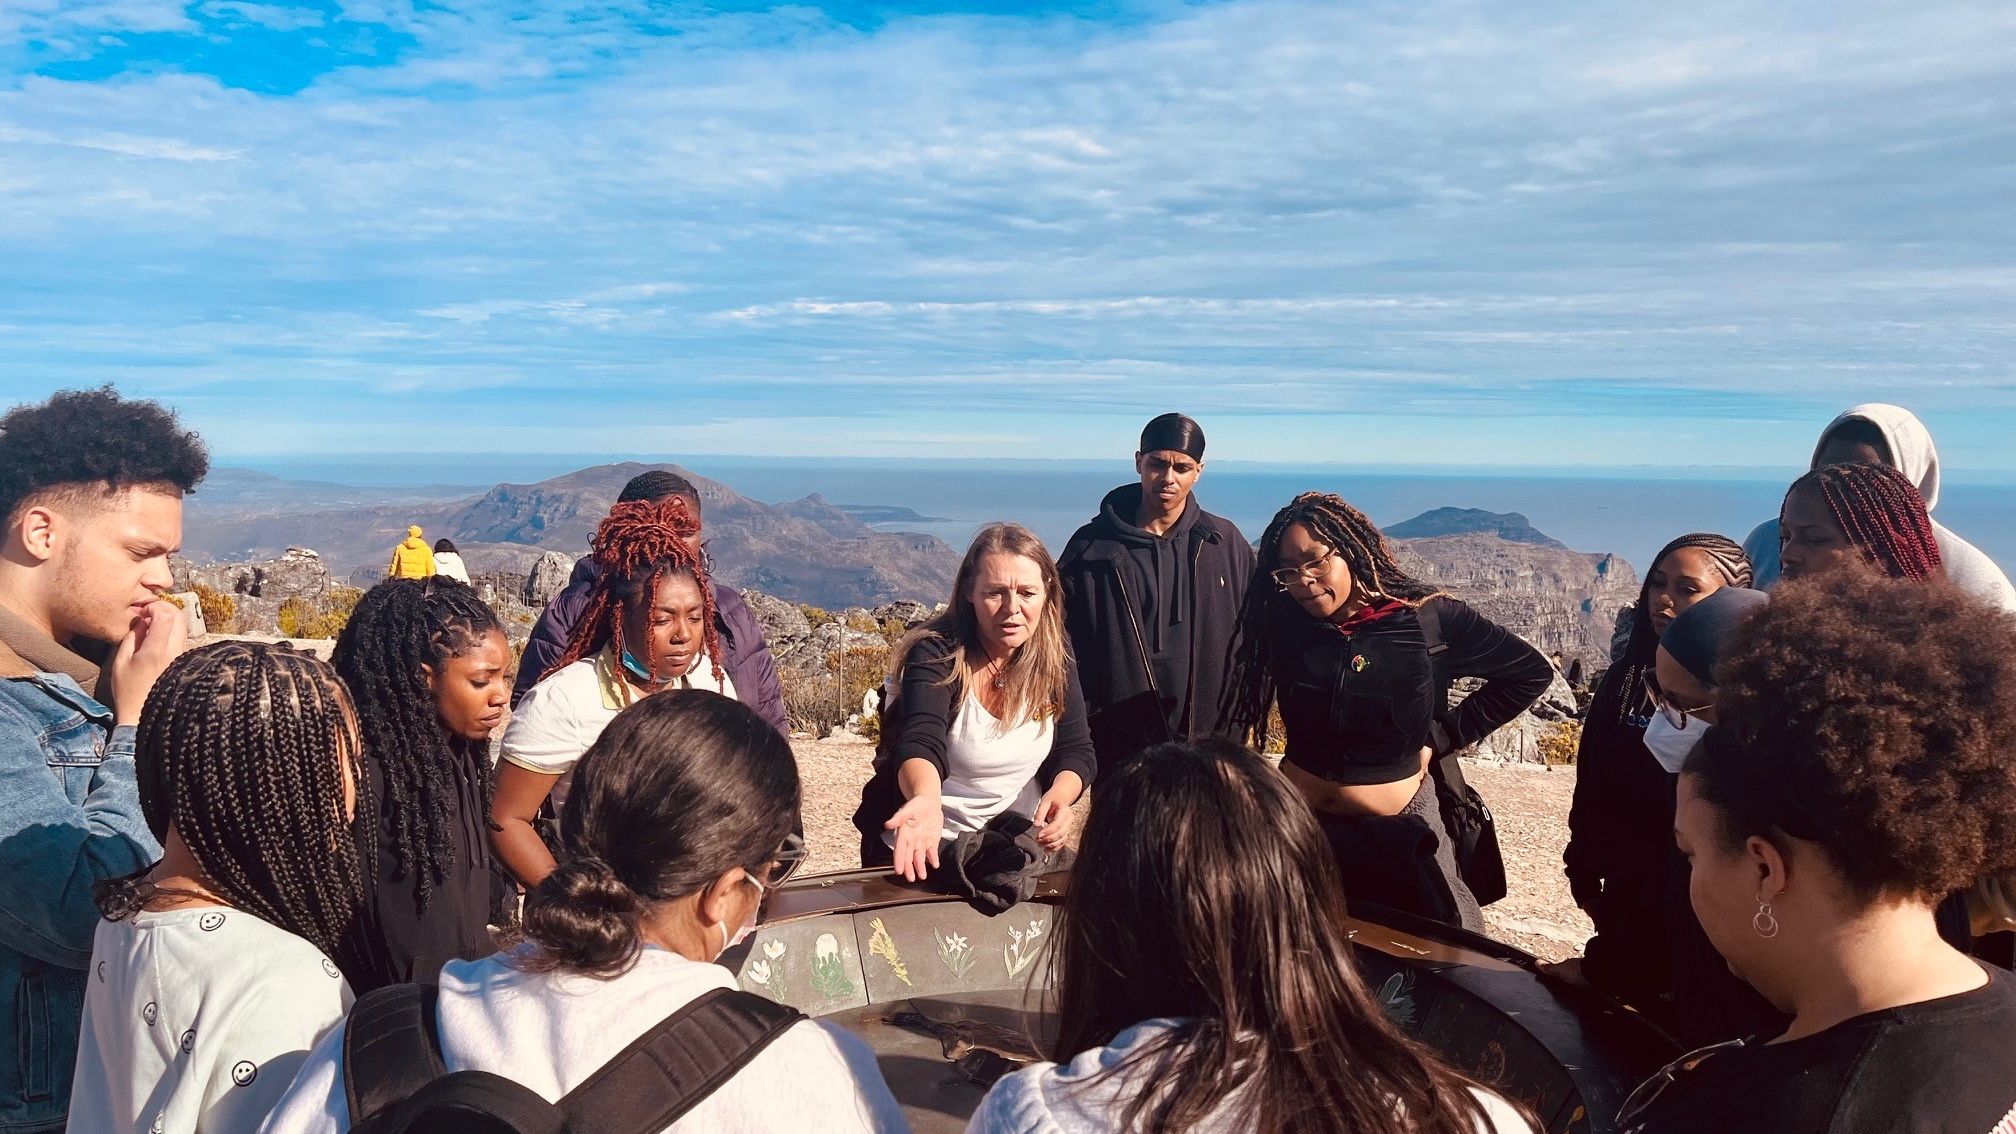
[1,0,2014,465]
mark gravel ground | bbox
[792,733,1594,963]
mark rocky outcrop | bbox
[523,551,577,608]
[1386,508,1566,549]
[1390,529,1638,674]
[1450,667,1580,764]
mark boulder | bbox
[523,551,577,609]
[741,590,812,651]
[165,592,206,639]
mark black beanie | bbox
[1660,587,1769,687]
[1139,413,1206,460]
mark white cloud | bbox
[2,0,2015,462]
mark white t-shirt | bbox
[965,1018,1532,1134]
[502,652,738,814]
[71,906,352,1134]
[886,691,1054,848]
[259,947,908,1134]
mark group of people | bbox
[4,387,2016,1134]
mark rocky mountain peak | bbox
[1384,507,1566,549]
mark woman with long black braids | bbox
[71,642,365,1134]
[1563,534,1751,1015]
[331,577,509,991]
[1229,492,1552,930]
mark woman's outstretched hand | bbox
[886,794,944,882]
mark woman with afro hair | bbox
[491,496,743,888]
[1619,570,2016,1134]
[331,577,509,991]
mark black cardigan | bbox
[851,636,1096,839]
[1271,596,1553,785]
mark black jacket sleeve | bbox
[1036,666,1097,792]
[1426,597,1554,756]
[890,638,960,779]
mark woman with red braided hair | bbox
[491,497,744,888]
[1779,462,1947,586]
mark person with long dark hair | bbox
[1227,492,1552,930]
[331,577,507,991]
[1563,534,1751,1013]
[852,523,1094,880]
[1617,571,2016,1134]
[968,739,1530,1133]
[492,496,749,888]
[263,692,906,1133]
[70,642,365,1134]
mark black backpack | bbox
[1417,601,1509,908]
[344,983,805,1134]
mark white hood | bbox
[1811,403,1941,511]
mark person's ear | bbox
[420,662,440,697]
[16,503,60,563]
[696,866,749,928]
[1134,452,1148,476]
[1748,834,1790,904]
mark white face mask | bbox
[712,875,766,961]
[1644,713,1709,774]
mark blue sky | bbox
[4,0,2015,474]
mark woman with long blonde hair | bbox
[851,523,1095,880]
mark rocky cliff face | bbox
[1386,521,1639,673]
[182,462,961,611]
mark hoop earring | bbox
[1752,901,1780,939]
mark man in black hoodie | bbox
[1059,414,1254,781]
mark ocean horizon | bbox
[236,455,2016,582]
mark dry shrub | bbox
[1538,720,1581,766]
[278,586,363,640]
[193,583,236,635]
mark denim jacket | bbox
[0,648,160,1132]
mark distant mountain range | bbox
[182,463,961,610]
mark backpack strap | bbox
[558,987,806,1132]
[344,983,448,1127]
[1414,599,1472,797]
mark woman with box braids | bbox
[1780,461,1944,584]
[495,496,746,888]
[333,576,509,990]
[76,642,365,1131]
[1226,491,1552,930]
[1227,492,1442,741]
[541,496,723,686]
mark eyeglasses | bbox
[1271,548,1338,589]
[1645,674,1713,731]
[1615,1038,1745,1130]
[752,832,807,891]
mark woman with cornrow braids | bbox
[71,642,365,1134]
[1228,492,1552,930]
[1779,461,1952,587]
[492,496,744,888]
[1563,534,1754,1018]
[332,577,508,992]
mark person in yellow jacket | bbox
[388,525,437,579]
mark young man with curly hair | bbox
[0,386,208,1131]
